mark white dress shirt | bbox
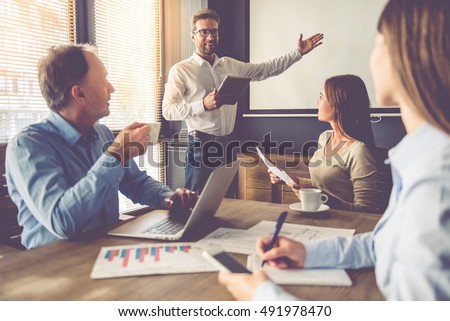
[162,49,302,136]
[254,123,450,300]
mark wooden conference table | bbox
[0,199,383,300]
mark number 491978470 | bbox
[259,305,332,317]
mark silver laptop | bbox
[108,160,241,240]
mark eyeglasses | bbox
[193,29,219,37]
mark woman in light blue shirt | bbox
[218,0,450,300]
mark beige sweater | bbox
[298,131,382,213]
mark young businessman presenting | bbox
[162,8,324,194]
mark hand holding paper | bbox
[256,147,295,184]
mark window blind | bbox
[0,0,76,143]
[93,0,166,211]
[93,0,162,130]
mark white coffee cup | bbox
[300,188,328,211]
[145,122,161,144]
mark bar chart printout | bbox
[90,243,217,279]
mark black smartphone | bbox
[203,248,251,273]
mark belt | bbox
[189,130,230,142]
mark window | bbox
[93,0,164,212]
[0,0,76,143]
[1,0,165,212]
[93,0,162,130]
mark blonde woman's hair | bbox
[378,0,450,133]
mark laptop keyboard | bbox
[141,218,185,235]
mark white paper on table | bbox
[196,221,355,256]
[247,255,352,286]
[256,147,295,184]
[196,227,260,255]
[247,220,355,242]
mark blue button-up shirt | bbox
[6,112,173,249]
[254,123,450,300]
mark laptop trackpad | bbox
[109,209,169,235]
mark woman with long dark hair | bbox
[271,74,382,213]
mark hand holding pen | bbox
[257,213,307,269]
[261,211,287,267]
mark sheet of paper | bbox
[196,227,260,255]
[256,147,295,184]
[118,214,135,221]
[196,222,354,255]
[247,220,355,242]
[90,243,217,279]
[248,255,352,286]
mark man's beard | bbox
[201,40,217,55]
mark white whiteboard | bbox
[249,0,388,110]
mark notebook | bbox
[108,160,241,241]
[247,254,352,286]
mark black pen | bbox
[261,211,288,267]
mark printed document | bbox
[197,221,355,255]
[91,243,217,279]
[256,147,295,184]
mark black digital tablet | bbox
[216,75,251,105]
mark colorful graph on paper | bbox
[90,243,217,279]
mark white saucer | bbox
[289,202,330,214]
